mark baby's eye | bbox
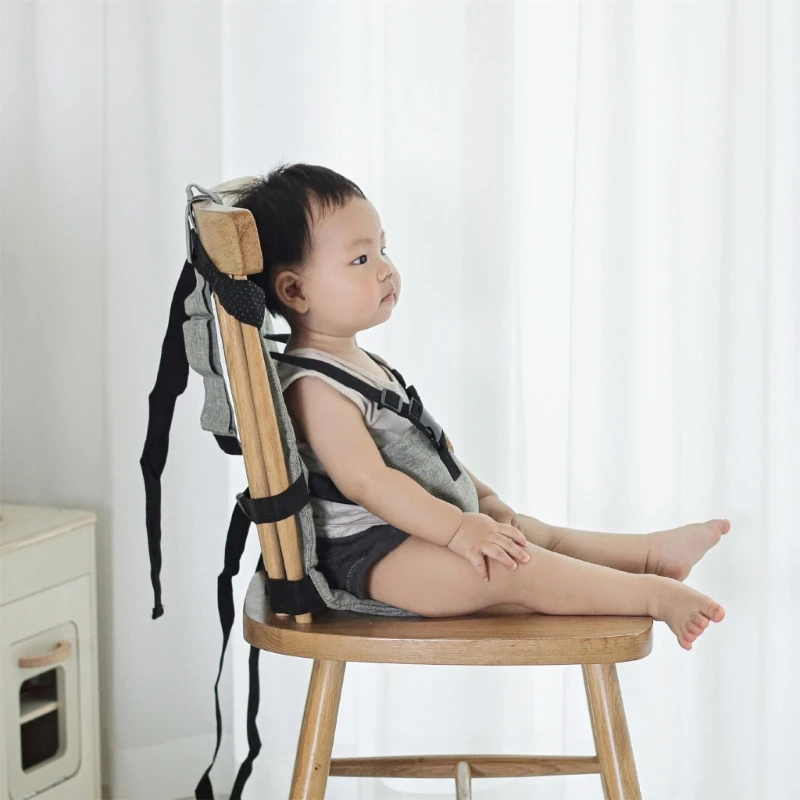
[352,245,388,265]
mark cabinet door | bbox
[1,576,98,800]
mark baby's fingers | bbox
[469,553,489,582]
[485,543,519,571]
[500,523,528,548]
[495,531,531,565]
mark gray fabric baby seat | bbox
[139,177,479,799]
[145,176,421,620]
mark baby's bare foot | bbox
[647,575,725,650]
[645,518,730,581]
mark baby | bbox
[231,162,728,651]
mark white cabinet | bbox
[0,504,101,800]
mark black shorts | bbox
[315,524,412,600]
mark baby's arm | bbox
[284,377,463,546]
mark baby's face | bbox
[279,196,401,337]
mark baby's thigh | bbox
[365,535,529,617]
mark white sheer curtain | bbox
[2,2,797,799]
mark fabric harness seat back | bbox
[139,179,479,799]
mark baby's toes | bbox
[686,621,703,637]
[717,518,731,535]
[707,518,730,536]
[705,601,725,623]
[679,634,694,651]
[690,611,709,630]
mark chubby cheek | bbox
[319,275,376,317]
[317,272,355,304]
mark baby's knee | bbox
[483,543,546,608]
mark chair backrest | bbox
[190,184,313,623]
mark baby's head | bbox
[225,162,400,342]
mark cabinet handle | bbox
[18,639,72,669]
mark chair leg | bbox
[455,760,472,800]
[582,663,642,800]
[290,659,347,800]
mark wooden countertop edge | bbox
[0,510,97,556]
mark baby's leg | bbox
[516,513,730,582]
[366,536,725,650]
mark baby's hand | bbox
[446,512,531,582]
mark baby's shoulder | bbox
[282,368,367,425]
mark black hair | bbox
[216,160,366,322]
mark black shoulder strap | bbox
[263,332,409,388]
[266,344,462,480]
[263,335,416,504]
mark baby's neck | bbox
[285,331,362,359]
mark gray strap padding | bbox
[182,270,238,438]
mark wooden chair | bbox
[192,192,654,800]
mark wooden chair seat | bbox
[244,570,653,666]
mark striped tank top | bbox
[274,347,415,539]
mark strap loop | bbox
[265,573,328,614]
[235,473,309,524]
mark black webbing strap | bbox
[230,592,263,800]
[308,471,358,505]
[268,350,462,480]
[140,259,197,620]
[235,472,310,523]
[194,484,327,799]
[194,497,254,800]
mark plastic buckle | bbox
[378,388,404,414]
[408,397,424,421]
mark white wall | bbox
[2,3,799,799]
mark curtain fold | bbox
[1,2,797,799]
